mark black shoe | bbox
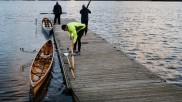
[73,50,77,53]
[77,51,80,55]
[74,51,80,56]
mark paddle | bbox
[64,52,75,79]
[70,38,75,70]
[40,13,54,14]
[40,12,67,15]
[86,0,91,8]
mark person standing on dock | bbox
[53,1,62,25]
[61,22,86,55]
[80,4,91,35]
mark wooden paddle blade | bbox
[70,68,75,79]
[71,55,75,69]
[70,39,75,69]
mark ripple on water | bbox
[158,63,165,66]
[167,75,182,82]
[164,56,177,62]
[167,66,177,70]
[145,61,153,64]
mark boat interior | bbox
[42,18,52,28]
[31,41,53,82]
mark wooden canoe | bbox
[42,18,53,36]
[29,40,54,95]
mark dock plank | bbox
[53,18,182,102]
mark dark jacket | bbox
[53,2,62,15]
[80,6,91,22]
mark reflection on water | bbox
[29,72,53,102]
[1,1,182,101]
[87,1,182,84]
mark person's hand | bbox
[70,35,74,40]
[70,33,74,40]
[67,46,69,50]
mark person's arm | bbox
[53,6,55,13]
[73,34,77,44]
[68,25,77,44]
[80,9,83,14]
[87,9,91,14]
[60,6,62,14]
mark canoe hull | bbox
[42,18,53,36]
[29,40,54,95]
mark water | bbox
[0,1,182,101]
[87,1,182,83]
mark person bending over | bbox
[61,22,86,55]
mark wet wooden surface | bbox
[53,18,182,102]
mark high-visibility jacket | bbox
[67,22,86,43]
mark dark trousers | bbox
[54,14,61,24]
[81,20,88,35]
[74,29,84,52]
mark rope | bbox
[20,48,36,53]
[20,63,31,72]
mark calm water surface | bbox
[0,1,182,101]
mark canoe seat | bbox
[43,18,51,27]
[31,77,39,82]
[32,62,49,72]
[33,62,42,68]
[34,58,48,66]
[31,70,45,77]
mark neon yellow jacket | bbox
[67,22,86,43]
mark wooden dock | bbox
[53,18,182,102]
